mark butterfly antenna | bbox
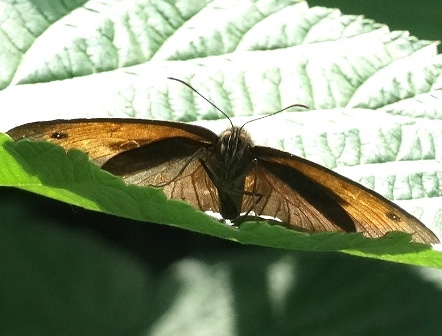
[239,103,309,132]
[168,77,234,129]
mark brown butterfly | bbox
[7,78,439,244]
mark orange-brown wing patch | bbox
[7,119,217,166]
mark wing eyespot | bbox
[386,211,401,222]
[51,132,68,140]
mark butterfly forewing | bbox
[252,146,440,244]
[7,119,217,166]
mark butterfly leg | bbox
[242,158,263,219]
[229,160,268,224]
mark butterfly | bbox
[7,78,439,244]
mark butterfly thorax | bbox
[202,127,253,192]
[215,127,253,181]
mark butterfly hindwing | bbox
[102,136,220,213]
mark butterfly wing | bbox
[241,160,357,233]
[102,137,220,213]
[7,119,218,165]
[7,119,221,214]
[250,146,439,244]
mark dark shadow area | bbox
[212,250,442,336]
[0,187,238,272]
[2,187,442,335]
